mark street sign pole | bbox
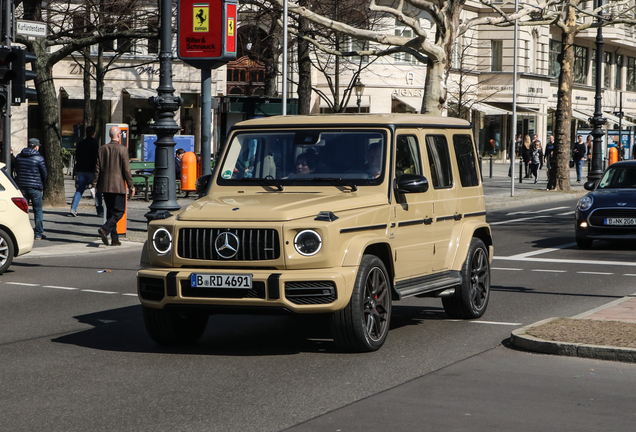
[201,68,211,176]
[3,0,11,172]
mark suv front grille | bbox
[285,281,337,305]
[178,228,280,261]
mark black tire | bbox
[0,228,15,275]
[142,306,209,345]
[331,255,392,352]
[442,238,490,319]
[576,236,593,249]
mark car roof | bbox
[607,161,636,167]
[233,114,471,129]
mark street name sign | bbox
[16,20,47,38]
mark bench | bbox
[129,161,184,201]
[130,161,155,201]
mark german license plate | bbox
[190,273,253,289]
[604,218,636,226]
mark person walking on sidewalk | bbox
[544,135,555,180]
[15,138,48,240]
[530,140,543,184]
[93,126,135,246]
[68,126,103,217]
[521,135,532,178]
[573,135,587,183]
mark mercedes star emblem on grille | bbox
[215,232,240,259]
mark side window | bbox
[453,134,480,187]
[425,135,453,189]
[395,135,422,179]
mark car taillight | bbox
[11,197,29,214]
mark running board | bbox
[394,272,462,300]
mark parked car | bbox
[0,163,34,274]
[137,114,493,352]
[575,160,636,249]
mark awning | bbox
[391,95,421,112]
[470,102,509,116]
[60,86,119,101]
[571,109,591,124]
[576,109,636,127]
[124,88,158,99]
[482,102,547,116]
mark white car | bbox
[0,163,34,274]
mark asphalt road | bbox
[2,197,636,431]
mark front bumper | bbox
[137,267,359,313]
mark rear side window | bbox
[425,135,453,189]
[453,134,480,187]
[395,135,422,179]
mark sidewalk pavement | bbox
[21,163,636,363]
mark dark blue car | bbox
[575,161,636,249]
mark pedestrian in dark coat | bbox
[15,138,48,239]
[93,126,135,246]
[572,135,587,183]
[69,126,103,217]
[530,140,544,184]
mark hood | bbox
[588,188,636,207]
[177,191,387,222]
[18,148,41,158]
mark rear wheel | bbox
[0,229,15,275]
[332,255,392,352]
[142,306,209,345]
[443,238,490,319]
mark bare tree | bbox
[18,0,157,206]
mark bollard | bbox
[519,159,523,183]
[489,156,493,178]
[181,151,197,191]
[609,147,618,166]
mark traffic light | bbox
[0,47,16,84]
[11,47,37,105]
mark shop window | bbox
[148,19,159,54]
[604,52,611,89]
[628,57,636,92]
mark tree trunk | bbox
[95,45,105,145]
[552,11,577,192]
[422,59,446,116]
[297,2,312,115]
[83,47,92,128]
[32,39,66,207]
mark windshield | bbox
[217,129,386,187]
[598,166,636,189]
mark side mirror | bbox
[195,174,213,197]
[583,180,597,191]
[396,174,429,193]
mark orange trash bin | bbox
[609,147,618,165]
[181,151,197,191]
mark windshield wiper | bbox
[311,177,358,192]
[234,177,284,191]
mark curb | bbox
[510,317,636,363]
[485,191,587,211]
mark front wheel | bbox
[331,255,392,352]
[0,229,15,275]
[443,238,490,319]
[142,306,209,345]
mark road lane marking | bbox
[507,243,577,259]
[558,211,575,216]
[3,282,39,286]
[624,274,636,277]
[578,271,614,275]
[81,289,118,294]
[491,267,523,271]
[490,215,550,225]
[43,286,78,290]
[494,256,636,267]
[532,269,567,273]
[122,293,138,296]
[471,321,522,326]
[506,206,569,216]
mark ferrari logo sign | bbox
[227,17,234,37]
[193,3,209,32]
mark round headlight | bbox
[294,230,322,256]
[152,228,172,254]
[578,195,593,211]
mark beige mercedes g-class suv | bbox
[138,114,493,352]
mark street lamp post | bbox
[146,0,182,221]
[588,0,606,183]
[354,77,365,113]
